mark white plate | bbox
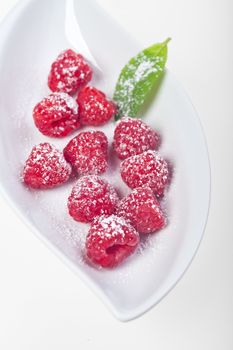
[0,0,210,321]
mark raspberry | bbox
[64,131,108,175]
[23,143,72,189]
[33,92,80,137]
[85,215,139,268]
[117,187,166,234]
[48,49,92,95]
[120,150,169,196]
[68,176,119,223]
[77,86,116,126]
[113,117,160,160]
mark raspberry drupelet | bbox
[64,131,108,175]
[48,49,92,95]
[23,143,72,189]
[117,187,166,234]
[113,117,160,160]
[33,92,80,138]
[77,86,117,126]
[120,150,169,196]
[68,175,119,223]
[85,214,140,268]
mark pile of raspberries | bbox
[22,49,171,268]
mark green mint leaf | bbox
[113,38,171,120]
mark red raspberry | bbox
[85,215,139,268]
[64,131,108,175]
[77,86,116,126]
[121,150,169,196]
[68,176,119,223]
[23,143,72,189]
[113,117,160,160]
[117,187,166,234]
[33,92,80,138]
[48,49,92,95]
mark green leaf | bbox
[113,38,171,120]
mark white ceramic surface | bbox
[0,0,210,321]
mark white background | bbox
[0,0,232,349]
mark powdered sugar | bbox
[56,92,78,113]
[117,187,166,233]
[133,55,161,82]
[17,53,172,272]
[33,92,80,137]
[38,92,78,114]
[64,130,108,175]
[121,150,169,196]
[48,49,92,95]
[68,175,119,223]
[115,52,163,116]
[77,86,116,126]
[86,214,139,267]
[113,117,160,159]
[23,142,72,188]
[91,214,130,239]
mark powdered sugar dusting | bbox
[11,55,174,285]
[68,175,119,223]
[37,92,78,114]
[15,95,173,281]
[113,116,160,159]
[121,150,169,195]
[115,52,164,116]
[33,92,80,137]
[64,130,108,175]
[23,142,72,188]
[48,49,92,95]
[116,186,167,234]
[91,214,131,239]
[86,214,139,267]
[77,86,116,126]
[56,92,78,113]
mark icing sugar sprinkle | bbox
[113,116,159,159]
[23,142,72,188]
[121,150,169,195]
[115,53,164,116]
[91,215,131,239]
[68,175,119,222]
[45,92,78,114]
